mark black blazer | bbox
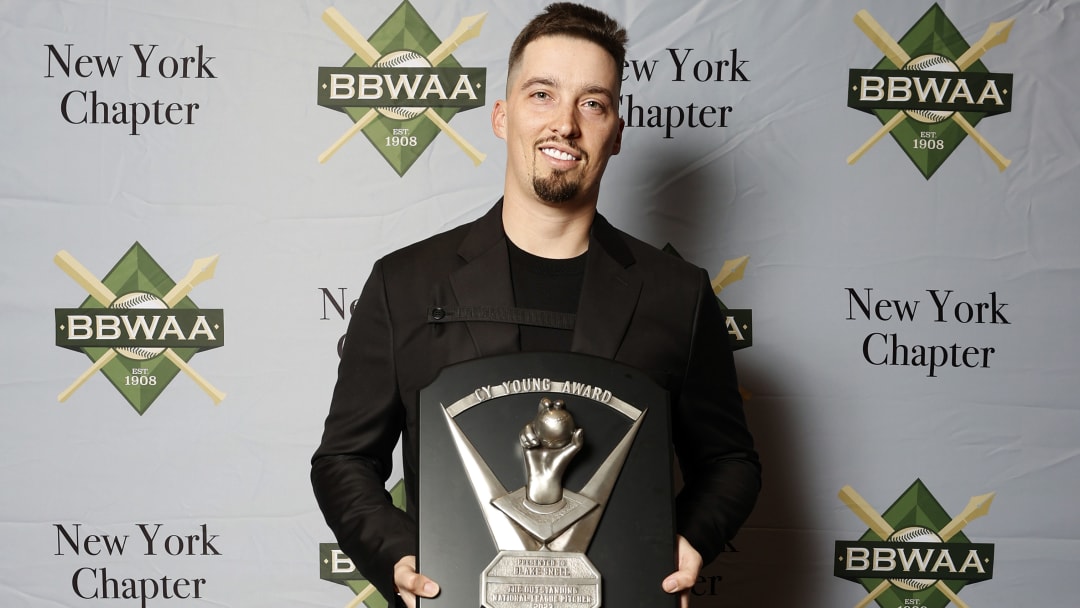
[312,200,760,599]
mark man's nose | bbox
[548,101,580,138]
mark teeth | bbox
[541,147,577,161]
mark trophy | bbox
[418,353,676,608]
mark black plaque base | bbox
[418,352,676,608]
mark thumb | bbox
[663,575,677,593]
[416,576,440,598]
[662,573,685,593]
[393,556,441,605]
[401,571,440,598]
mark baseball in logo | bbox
[846,4,1015,179]
[53,243,225,414]
[834,480,996,608]
[315,1,488,176]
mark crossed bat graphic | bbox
[839,485,995,608]
[55,250,225,404]
[341,584,376,608]
[318,7,487,166]
[847,10,1014,171]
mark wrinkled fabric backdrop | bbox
[2,1,1076,606]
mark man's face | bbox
[492,35,624,208]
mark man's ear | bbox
[611,117,625,155]
[491,100,507,140]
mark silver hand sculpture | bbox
[520,398,584,506]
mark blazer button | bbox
[431,307,446,320]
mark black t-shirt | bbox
[507,238,586,352]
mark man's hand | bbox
[393,555,440,608]
[661,535,703,608]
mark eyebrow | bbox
[519,76,615,100]
[519,76,557,92]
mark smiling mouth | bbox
[539,146,581,162]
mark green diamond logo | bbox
[835,480,996,608]
[847,5,1015,178]
[54,243,224,414]
[316,1,488,175]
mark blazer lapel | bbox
[571,215,642,359]
[449,201,519,357]
[446,204,641,359]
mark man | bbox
[312,4,760,607]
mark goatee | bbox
[533,170,580,203]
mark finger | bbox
[393,556,441,608]
[396,579,439,608]
[572,427,584,446]
[662,565,697,594]
[662,570,694,608]
[415,577,440,598]
[663,574,680,593]
[663,535,703,597]
[400,572,440,600]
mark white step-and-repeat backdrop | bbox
[3,1,1076,606]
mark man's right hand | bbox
[393,555,440,608]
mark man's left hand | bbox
[662,535,702,608]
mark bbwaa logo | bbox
[53,243,224,414]
[846,4,1015,178]
[315,1,488,175]
[834,480,995,608]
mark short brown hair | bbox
[508,3,628,84]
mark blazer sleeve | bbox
[672,269,762,566]
[311,259,416,600]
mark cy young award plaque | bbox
[418,352,677,608]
